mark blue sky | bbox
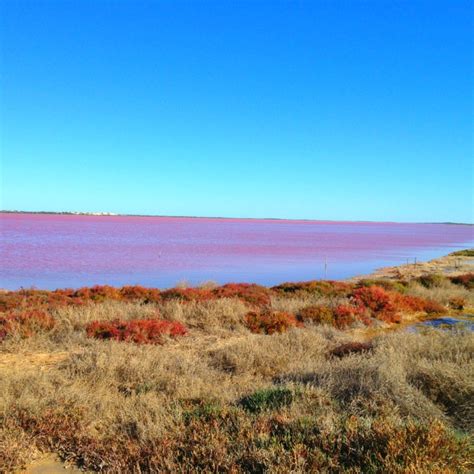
[1,0,472,222]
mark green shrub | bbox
[239,387,294,413]
[450,249,474,257]
[182,399,223,423]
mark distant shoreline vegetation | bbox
[1,210,473,226]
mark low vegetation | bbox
[450,248,474,257]
[1,270,473,472]
[86,319,188,344]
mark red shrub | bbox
[86,319,188,344]
[245,311,302,335]
[73,285,121,302]
[353,288,446,321]
[352,286,395,316]
[272,280,352,298]
[450,273,474,290]
[392,293,444,315]
[0,309,55,341]
[0,292,26,312]
[422,300,445,315]
[448,297,466,310]
[10,285,160,308]
[119,286,161,303]
[328,281,354,296]
[213,283,271,308]
[297,305,334,325]
[161,283,272,307]
[332,305,365,329]
[0,289,75,312]
[390,293,425,313]
[160,287,213,303]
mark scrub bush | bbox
[86,319,188,344]
[0,309,55,341]
[352,286,395,316]
[161,287,213,303]
[450,273,474,290]
[245,311,302,335]
[272,280,351,297]
[73,285,121,302]
[448,297,466,310]
[418,274,447,288]
[422,299,445,314]
[333,305,364,328]
[213,283,272,308]
[119,286,161,303]
[297,305,334,325]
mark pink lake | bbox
[1,213,473,290]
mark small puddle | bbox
[407,315,474,333]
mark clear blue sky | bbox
[1,0,472,222]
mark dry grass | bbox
[270,293,337,314]
[406,280,474,307]
[1,271,473,472]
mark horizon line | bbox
[1,209,473,226]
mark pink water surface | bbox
[1,213,473,290]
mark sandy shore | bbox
[351,250,474,282]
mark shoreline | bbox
[350,250,474,282]
[2,210,473,226]
[1,250,473,294]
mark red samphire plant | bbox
[352,286,395,317]
[86,319,188,344]
[0,309,55,341]
[245,311,302,335]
